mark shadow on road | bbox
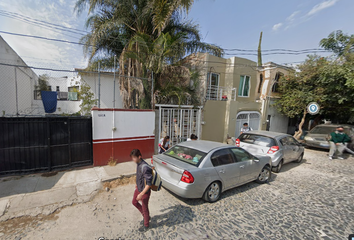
[149,204,195,228]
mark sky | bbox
[0,0,353,75]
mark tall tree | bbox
[75,0,223,108]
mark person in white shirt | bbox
[240,123,252,134]
[187,134,198,141]
[158,136,170,153]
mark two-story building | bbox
[185,52,292,143]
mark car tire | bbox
[295,153,304,163]
[256,165,271,184]
[203,181,221,203]
[272,159,283,173]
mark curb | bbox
[101,173,136,183]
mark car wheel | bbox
[203,181,221,203]
[272,159,283,173]
[256,165,271,184]
[295,153,304,163]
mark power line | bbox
[0,62,150,80]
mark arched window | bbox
[272,72,283,93]
[258,74,263,93]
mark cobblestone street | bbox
[2,149,354,240]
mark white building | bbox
[0,36,39,116]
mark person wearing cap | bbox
[240,123,253,135]
[329,126,351,160]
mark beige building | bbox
[185,53,291,143]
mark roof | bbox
[177,140,228,153]
[242,130,289,138]
[313,124,354,128]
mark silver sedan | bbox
[151,140,271,202]
[236,131,305,173]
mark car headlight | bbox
[304,136,313,141]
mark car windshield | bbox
[164,145,207,166]
[310,127,339,134]
[239,134,276,147]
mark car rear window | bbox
[239,134,276,147]
[164,146,207,166]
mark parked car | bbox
[235,131,305,173]
[151,140,272,202]
[304,124,354,151]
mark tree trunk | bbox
[294,108,307,140]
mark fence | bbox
[0,116,92,176]
[206,85,237,101]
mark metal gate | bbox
[235,111,261,138]
[157,105,202,146]
[0,117,93,176]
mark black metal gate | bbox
[0,117,93,176]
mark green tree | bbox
[276,56,327,139]
[78,81,97,116]
[35,74,51,91]
[320,30,354,57]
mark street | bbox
[1,148,354,240]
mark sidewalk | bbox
[0,161,137,221]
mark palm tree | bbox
[75,0,223,108]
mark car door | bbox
[279,137,293,163]
[211,149,241,189]
[230,148,259,183]
[286,136,301,160]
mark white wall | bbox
[0,36,39,116]
[92,109,155,140]
[268,101,289,133]
[81,73,123,109]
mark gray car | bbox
[304,124,354,151]
[236,131,305,173]
[151,140,271,202]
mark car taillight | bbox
[151,156,153,165]
[181,170,194,184]
[267,146,279,154]
[235,138,240,147]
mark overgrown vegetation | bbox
[78,81,97,116]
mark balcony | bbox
[206,85,237,101]
[34,90,79,101]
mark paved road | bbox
[1,149,354,240]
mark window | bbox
[165,146,206,166]
[230,148,252,162]
[211,149,235,166]
[206,72,220,100]
[238,75,250,97]
[272,72,283,93]
[258,74,263,93]
[56,86,60,92]
[239,134,276,147]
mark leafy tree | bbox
[75,0,223,108]
[320,30,354,57]
[35,74,51,91]
[276,56,327,139]
[78,81,97,116]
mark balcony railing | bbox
[206,85,236,101]
[34,90,79,101]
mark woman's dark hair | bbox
[162,136,170,147]
[190,134,198,140]
[130,149,142,158]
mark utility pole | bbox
[151,70,154,109]
[258,32,263,67]
[113,55,116,108]
[98,62,101,108]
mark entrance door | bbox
[235,111,261,138]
